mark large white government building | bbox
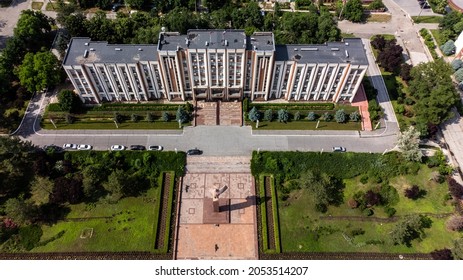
[62,29,368,104]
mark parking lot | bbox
[391,0,441,16]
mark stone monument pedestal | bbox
[203,198,230,224]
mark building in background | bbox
[63,29,368,104]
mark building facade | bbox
[63,30,368,104]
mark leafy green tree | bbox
[114,112,123,123]
[391,214,432,247]
[125,0,145,9]
[400,63,412,82]
[85,11,116,42]
[3,198,36,225]
[162,112,170,122]
[294,111,301,121]
[132,26,161,44]
[102,169,128,202]
[231,1,263,30]
[441,40,456,56]
[29,176,54,206]
[131,113,139,122]
[334,109,346,123]
[82,164,106,200]
[342,0,364,23]
[16,51,62,93]
[316,10,341,43]
[14,10,54,53]
[264,109,273,122]
[299,170,345,212]
[146,112,155,122]
[368,0,385,10]
[397,126,422,162]
[277,109,289,122]
[58,90,81,112]
[323,112,332,121]
[409,59,459,126]
[176,105,190,124]
[377,40,403,72]
[164,7,198,34]
[248,107,260,122]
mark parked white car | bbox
[77,144,92,150]
[110,145,126,151]
[63,143,78,150]
[148,145,163,151]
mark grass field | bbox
[278,166,461,253]
[31,187,160,252]
[246,120,361,130]
[412,16,442,24]
[41,120,184,130]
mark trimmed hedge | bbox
[250,103,335,111]
[259,175,281,254]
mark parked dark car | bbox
[130,145,146,151]
[186,148,202,155]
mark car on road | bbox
[63,143,78,150]
[130,145,146,151]
[111,3,122,12]
[186,148,202,155]
[43,145,64,153]
[77,144,92,150]
[332,146,346,152]
[148,145,163,151]
[110,145,126,151]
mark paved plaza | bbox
[175,157,258,260]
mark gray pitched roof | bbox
[63,38,158,66]
[275,38,368,65]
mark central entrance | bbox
[194,101,242,126]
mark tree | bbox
[50,176,84,204]
[113,112,123,123]
[102,169,129,202]
[14,10,54,53]
[404,185,425,200]
[364,190,381,207]
[277,109,289,123]
[430,248,453,260]
[248,107,260,122]
[29,176,54,206]
[176,106,190,124]
[441,40,456,56]
[146,112,155,122]
[294,111,301,121]
[368,0,385,10]
[84,11,116,42]
[448,178,463,199]
[454,239,463,260]
[400,63,412,82]
[397,126,422,162]
[162,112,170,122]
[446,215,463,232]
[323,112,332,121]
[63,13,88,37]
[16,51,62,93]
[125,0,145,9]
[82,164,105,200]
[3,198,36,225]
[371,35,387,51]
[349,111,361,122]
[390,214,432,247]
[377,41,403,72]
[264,109,273,122]
[451,59,463,72]
[58,90,81,112]
[299,170,345,212]
[409,59,459,126]
[334,109,346,123]
[343,0,364,23]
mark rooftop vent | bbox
[84,42,89,46]
[89,48,95,51]
[224,40,228,46]
[301,47,318,51]
[83,50,89,58]
[345,50,349,58]
[115,48,122,51]
[331,47,339,51]
[345,42,349,46]
[205,41,209,46]
[294,48,298,51]
[138,48,143,51]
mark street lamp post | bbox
[114,120,119,128]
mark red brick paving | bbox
[351,85,373,131]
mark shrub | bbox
[400,63,412,82]
[350,228,365,236]
[385,206,396,217]
[294,111,301,121]
[307,111,317,121]
[363,208,374,216]
[451,59,463,72]
[368,0,385,10]
[176,106,190,124]
[349,111,361,122]
[360,175,368,184]
[446,215,463,231]
[162,112,170,122]
[323,112,332,122]
[334,109,346,123]
[404,185,425,200]
[364,190,381,207]
[146,112,154,122]
[347,198,359,208]
[264,109,273,121]
[315,203,328,213]
[430,248,454,260]
[131,113,139,122]
[277,109,289,123]
[248,107,260,122]
[395,104,405,115]
[58,90,81,113]
[18,225,43,251]
[65,114,74,124]
[448,178,463,198]
[113,112,123,123]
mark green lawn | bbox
[31,187,160,252]
[412,16,442,24]
[430,29,443,49]
[246,120,361,130]
[41,120,185,130]
[278,164,460,253]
